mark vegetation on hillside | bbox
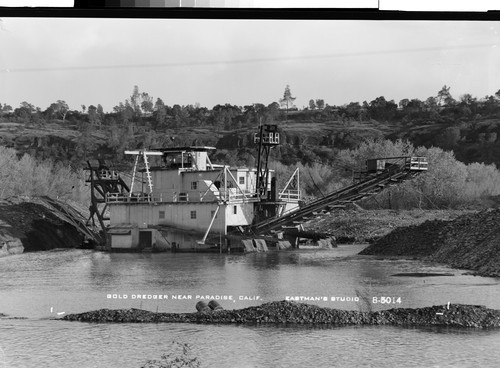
[0,146,86,203]
[2,84,500,209]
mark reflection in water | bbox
[1,246,500,367]
[1,246,500,317]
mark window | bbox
[191,181,198,190]
[190,210,197,219]
[159,211,165,219]
[239,176,245,185]
[233,206,237,214]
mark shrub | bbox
[0,146,86,202]
[141,342,201,368]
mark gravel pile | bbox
[359,208,500,277]
[305,209,466,244]
[0,199,83,253]
[62,301,500,329]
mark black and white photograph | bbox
[1,5,500,368]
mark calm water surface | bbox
[1,245,499,367]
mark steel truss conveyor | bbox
[251,156,428,235]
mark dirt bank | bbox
[62,301,500,329]
[0,197,83,255]
[360,208,500,277]
[303,208,468,243]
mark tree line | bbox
[3,84,500,129]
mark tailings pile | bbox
[62,300,500,329]
[360,208,500,277]
[0,197,83,255]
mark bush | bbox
[296,138,500,209]
[141,342,201,368]
[0,146,86,202]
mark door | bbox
[139,231,152,249]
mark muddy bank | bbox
[0,197,83,256]
[62,301,500,329]
[360,208,500,277]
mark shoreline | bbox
[61,300,500,329]
[2,198,499,279]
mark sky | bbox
[0,17,499,112]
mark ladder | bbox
[124,150,163,200]
[143,151,153,194]
[129,154,140,196]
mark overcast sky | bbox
[0,17,499,112]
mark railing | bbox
[105,189,259,204]
[278,189,301,201]
[407,157,428,171]
[98,170,119,180]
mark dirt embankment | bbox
[62,300,500,329]
[360,208,500,277]
[304,208,468,243]
[0,197,83,256]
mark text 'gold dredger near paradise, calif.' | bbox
[107,294,260,301]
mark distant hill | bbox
[2,97,500,170]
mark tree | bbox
[315,99,325,110]
[113,101,134,125]
[88,105,101,127]
[0,103,12,116]
[279,85,296,121]
[267,102,281,122]
[141,92,154,116]
[130,85,141,117]
[49,100,69,122]
[436,126,461,149]
[437,85,455,106]
[399,98,410,110]
[308,99,316,110]
[154,98,167,128]
[14,101,36,124]
[458,93,476,117]
[97,104,104,122]
[368,96,398,121]
[345,102,361,121]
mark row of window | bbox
[158,206,238,220]
[190,177,246,190]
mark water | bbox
[1,245,500,367]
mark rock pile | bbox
[62,301,500,329]
[0,233,24,256]
[360,208,500,277]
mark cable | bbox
[1,43,495,73]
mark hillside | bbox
[2,115,500,169]
[3,92,500,211]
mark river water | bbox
[1,245,499,367]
